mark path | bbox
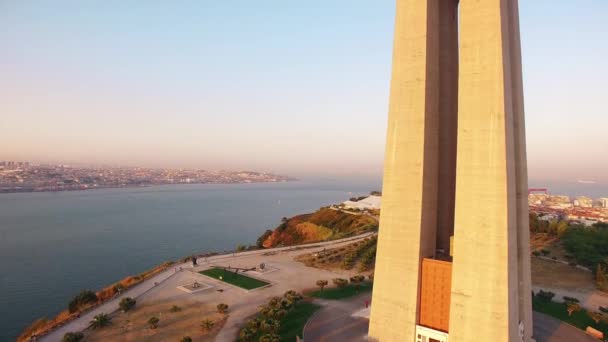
[303,297,599,342]
[533,285,608,312]
[40,232,375,342]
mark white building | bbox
[342,195,382,210]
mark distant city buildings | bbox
[528,192,608,225]
[0,161,292,193]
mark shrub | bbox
[170,305,182,313]
[68,290,98,313]
[119,297,136,312]
[62,332,84,342]
[217,303,229,314]
[332,278,348,288]
[541,249,550,256]
[148,316,160,329]
[536,290,555,302]
[201,319,215,332]
[563,296,580,304]
[532,250,541,257]
[180,337,193,342]
[259,333,281,342]
[316,280,329,291]
[89,313,111,329]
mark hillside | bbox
[259,208,378,248]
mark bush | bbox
[62,332,84,342]
[541,249,550,256]
[563,296,580,303]
[217,303,229,314]
[148,316,159,329]
[537,290,555,302]
[201,319,215,331]
[332,278,348,288]
[68,290,98,313]
[119,297,136,312]
[170,305,182,313]
[532,250,541,257]
[180,337,193,342]
[89,313,111,329]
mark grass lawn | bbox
[199,267,269,290]
[533,297,608,336]
[310,282,372,300]
[278,302,322,341]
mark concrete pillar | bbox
[449,0,532,341]
[368,0,458,340]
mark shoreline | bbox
[0,179,294,195]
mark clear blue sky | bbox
[1,1,606,181]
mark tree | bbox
[589,312,605,324]
[62,332,84,342]
[259,333,281,342]
[350,275,366,292]
[201,319,215,332]
[119,297,136,312]
[217,303,229,314]
[566,303,581,317]
[536,290,555,302]
[69,290,98,313]
[238,327,257,342]
[260,318,281,334]
[89,313,111,329]
[148,316,160,329]
[316,280,329,292]
[236,244,247,252]
[333,278,348,288]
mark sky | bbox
[1,1,607,182]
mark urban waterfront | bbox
[0,179,378,341]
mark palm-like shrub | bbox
[89,313,111,329]
[333,278,348,288]
[62,331,84,342]
[316,280,329,291]
[119,297,136,312]
[217,303,229,314]
[148,316,160,329]
[201,318,215,332]
[260,318,280,334]
[350,275,366,292]
[238,327,257,341]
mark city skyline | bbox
[2,1,607,182]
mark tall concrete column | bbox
[368,0,458,340]
[449,0,532,341]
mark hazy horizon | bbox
[2,1,607,182]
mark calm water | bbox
[0,179,379,341]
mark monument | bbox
[368,0,533,341]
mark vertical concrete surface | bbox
[449,0,532,341]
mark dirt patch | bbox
[84,299,226,342]
[531,257,594,291]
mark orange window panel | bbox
[419,258,452,332]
